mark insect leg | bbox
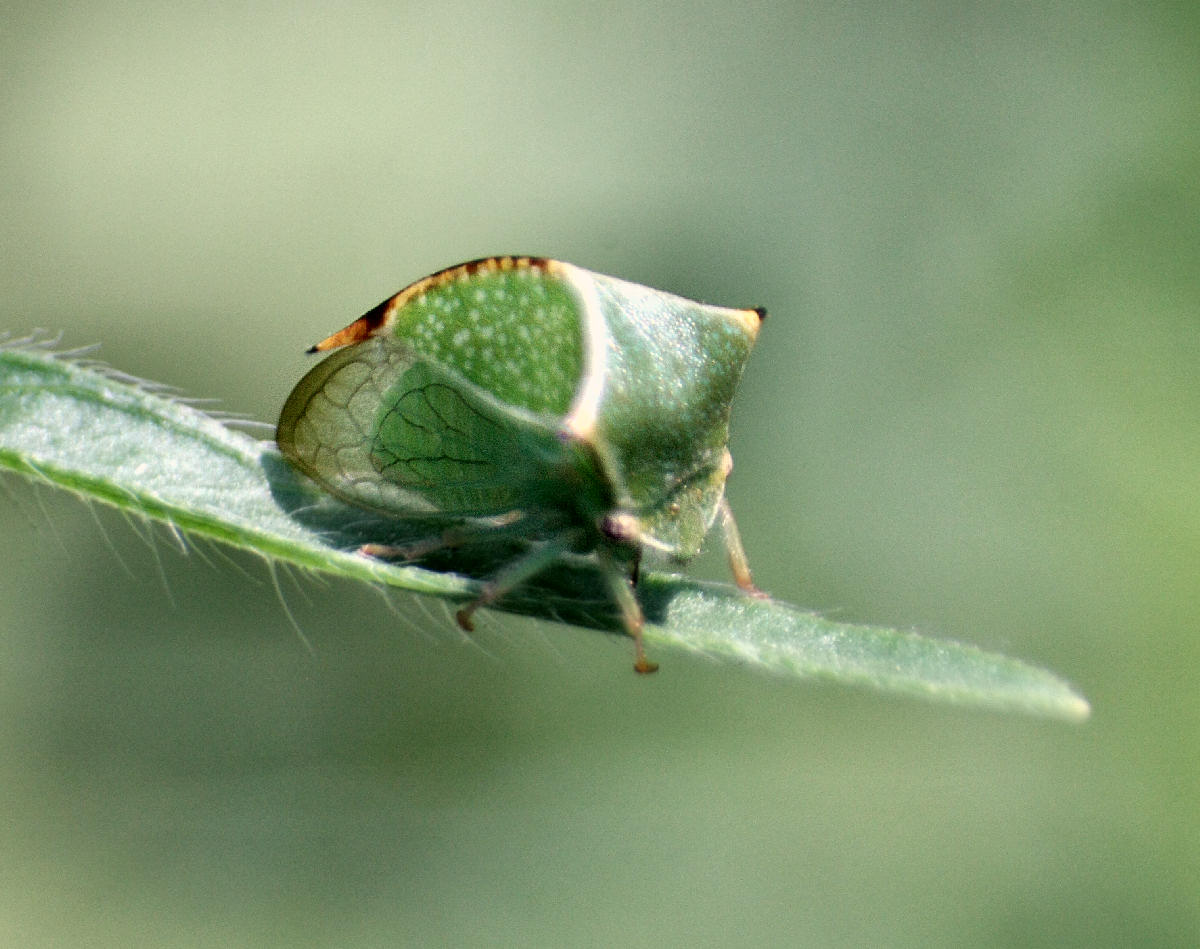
[598,551,658,675]
[718,497,766,597]
[360,511,528,561]
[454,536,573,633]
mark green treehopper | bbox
[277,256,765,673]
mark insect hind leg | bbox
[359,510,528,561]
[454,536,574,632]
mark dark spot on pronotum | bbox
[753,306,768,321]
[355,295,395,334]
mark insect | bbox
[276,256,764,673]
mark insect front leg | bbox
[598,548,658,675]
[718,497,767,598]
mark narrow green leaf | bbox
[0,339,1089,721]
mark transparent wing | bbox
[277,337,564,518]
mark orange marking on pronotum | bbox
[306,296,393,353]
[306,256,553,353]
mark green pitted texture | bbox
[390,266,584,417]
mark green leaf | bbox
[0,338,1089,721]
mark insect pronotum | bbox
[277,256,764,673]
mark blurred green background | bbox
[1,2,1196,946]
